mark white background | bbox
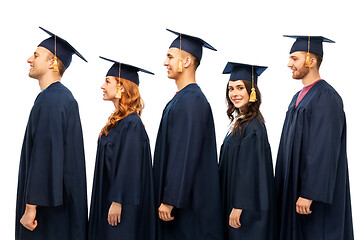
[0,0,359,238]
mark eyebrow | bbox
[228,84,245,88]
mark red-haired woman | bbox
[88,57,155,240]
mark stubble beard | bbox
[292,64,309,80]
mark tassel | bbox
[305,52,311,67]
[305,36,311,67]
[53,56,59,72]
[249,87,256,102]
[177,33,183,72]
[115,83,122,99]
[177,58,183,72]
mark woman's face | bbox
[101,76,119,101]
[228,80,249,109]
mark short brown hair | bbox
[181,50,201,70]
[311,53,323,69]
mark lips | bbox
[232,98,242,103]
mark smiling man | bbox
[16,27,88,240]
[153,29,223,240]
[275,35,354,240]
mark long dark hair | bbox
[226,80,264,135]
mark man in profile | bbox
[16,27,88,240]
[275,35,354,240]
[153,29,223,240]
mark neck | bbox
[112,98,120,110]
[38,72,61,91]
[301,69,321,87]
[175,69,196,91]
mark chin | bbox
[167,73,175,79]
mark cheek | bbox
[242,90,250,101]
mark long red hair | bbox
[101,77,144,136]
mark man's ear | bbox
[309,55,317,69]
[48,58,55,69]
[183,55,192,68]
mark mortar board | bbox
[284,35,335,57]
[167,29,216,61]
[100,56,154,86]
[223,62,267,84]
[38,27,87,69]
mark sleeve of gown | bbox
[232,125,271,211]
[108,120,148,206]
[300,90,344,204]
[162,95,209,209]
[25,98,66,207]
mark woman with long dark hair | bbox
[88,57,156,240]
[219,62,277,240]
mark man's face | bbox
[27,47,53,80]
[163,47,182,79]
[288,51,309,80]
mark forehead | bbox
[290,51,306,58]
[35,46,52,55]
[105,76,118,83]
[167,47,181,56]
[228,80,245,87]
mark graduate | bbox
[153,29,223,240]
[275,35,354,240]
[16,27,88,240]
[219,62,277,240]
[88,57,156,240]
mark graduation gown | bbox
[153,83,223,240]
[16,82,88,240]
[88,113,156,240]
[275,80,354,240]
[219,119,277,240]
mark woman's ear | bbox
[120,84,125,93]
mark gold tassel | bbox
[249,88,256,102]
[305,36,311,67]
[177,33,183,72]
[53,56,59,72]
[53,35,59,72]
[177,58,183,72]
[305,52,311,67]
[249,65,256,102]
[115,83,122,99]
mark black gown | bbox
[153,83,223,240]
[88,113,156,240]
[219,118,277,240]
[16,82,88,240]
[275,80,354,240]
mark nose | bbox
[163,57,169,67]
[27,56,33,64]
[287,59,293,68]
[230,89,239,98]
[101,82,106,90]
